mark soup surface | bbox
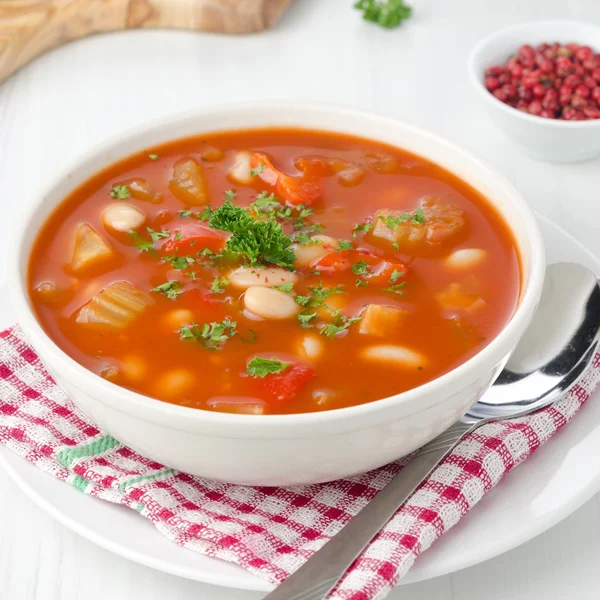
[28,128,520,415]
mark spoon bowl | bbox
[464,262,600,422]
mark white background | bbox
[2,0,600,598]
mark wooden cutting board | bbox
[0,0,292,84]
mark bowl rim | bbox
[9,100,546,427]
[467,19,600,129]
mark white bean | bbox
[102,203,146,232]
[155,368,195,398]
[228,150,254,185]
[163,309,194,330]
[244,286,299,320]
[360,345,425,368]
[293,235,338,267]
[229,266,298,290]
[297,334,324,360]
[445,248,487,270]
[120,355,147,382]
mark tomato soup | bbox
[28,129,520,415]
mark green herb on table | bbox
[354,0,412,29]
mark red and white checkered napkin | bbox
[1,325,600,599]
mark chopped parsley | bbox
[147,228,170,241]
[110,184,130,199]
[250,161,265,177]
[179,210,193,218]
[152,281,182,299]
[379,208,425,231]
[275,282,294,293]
[301,223,326,235]
[392,242,400,250]
[224,190,236,201]
[148,153,160,161]
[352,261,371,276]
[175,233,183,240]
[297,205,313,219]
[197,206,213,221]
[354,0,412,29]
[179,318,237,350]
[383,282,406,295]
[307,281,345,307]
[186,272,197,280]
[311,270,321,276]
[249,192,281,215]
[320,315,361,338]
[294,233,320,246]
[297,311,318,326]
[246,356,290,378]
[163,255,195,270]
[390,269,404,284]
[356,279,369,287]
[336,240,354,252]
[128,230,154,252]
[210,276,229,294]
[353,222,373,238]
[208,199,295,268]
[294,295,311,307]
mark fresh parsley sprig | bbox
[179,318,237,350]
[246,356,290,378]
[354,0,412,29]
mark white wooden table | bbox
[2,0,600,598]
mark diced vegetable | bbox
[250,359,315,403]
[228,150,254,185]
[365,152,401,174]
[445,248,487,270]
[200,145,224,162]
[228,266,298,290]
[169,157,209,206]
[102,204,146,232]
[336,163,365,187]
[154,368,195,399]
[314,249,354,274]
[75,281,151,330]
[207,396,266,415]
[367,260,407,284]
[71,224,115,274]
[359,304,406,336]
[162,222,227,254]
[244,286,299,320]
[252,152,322,206]
[123,178,162,203]
[360,345,425,368]
[293,235,338,268]
[372,198,466,250]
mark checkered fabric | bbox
[1,325,599,599]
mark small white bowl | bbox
[9,102,545,486]
[467,20,600,163]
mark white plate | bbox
[2,214,600,591]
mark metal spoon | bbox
[264,262,600,600]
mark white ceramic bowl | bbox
[467,20,600,163]
[9,103,545,486]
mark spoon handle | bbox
[263,421,474,600]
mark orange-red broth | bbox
[28,129,520,415]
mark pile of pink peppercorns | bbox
[485,42,600,120]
